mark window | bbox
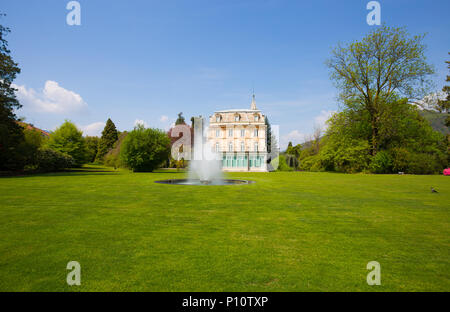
[215,143,220,153]
[228,129,233,137]
[240,129,245,137]
[216,129,220,137]
[254,129,258,137]
[254,142,258,152]
[240,142,245,152]
[255,115,259,122]
[235,115,240,122]
[228,142,233,152]
[216,115,220,122]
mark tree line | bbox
[0,14,170,173]
[1,17,448,175]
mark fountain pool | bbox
[154,179,254,185]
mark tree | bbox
[19,127,46,169]
[0,14,24,171]
[436,54,450,163]
[319,96,446,174]
[47,121,87,167]
[96,118,118,161]
[84,136,100,163]
[312,125,322,154]
[175,112,185,125]
[326,26,434,155]
[35,148,74,172]
[265,116,272,153]
[286,142,293,153]
[437,54,449,127]
[120,125,171,172]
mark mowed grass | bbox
[0,165,449,291]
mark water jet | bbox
[155,116,253,186]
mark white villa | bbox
[207,94,268,172]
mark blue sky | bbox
[3,0,450,148]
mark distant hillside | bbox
[17,121,50,137]
[420,110,449,135]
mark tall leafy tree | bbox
[96,118,118,161]
[436,54,449,127]
[85,136,100,163]
[326,26,434,155]
[47,120,87,167]
[0,14,24,170]
[319,96,446,174]
[437,54,450,163]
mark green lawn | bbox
[0,165,449,291]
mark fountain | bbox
[155,116,253,186]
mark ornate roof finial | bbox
[251,92,257,110]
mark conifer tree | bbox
[265,116,272,153]
[96,118,118,161]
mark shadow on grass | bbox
[0,168,120,178]
[37,172,120,177]
[1,166,191,178]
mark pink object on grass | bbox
[444,168,450,176]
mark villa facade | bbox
[207,95,268,172]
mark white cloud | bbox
[134,119,148,128]
[13,80,87,114]
[159,115,169,122]
[314,110,336,130]
[281,130,307,149]
[80,122,105,137]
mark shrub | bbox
[370,150,393,174]
[168,156,178,168]
[104,153,121,168]
[391,147,410,173]
[285,154,299,170]
[320,139,371,173]
[276,155,294,171]
[391,147,445,174]
[176,158,187,170]
[36,148,74,172]
[120,125,171,172]
[299,155,323,172]
[405,152,443,175]
[103,132,128,168]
